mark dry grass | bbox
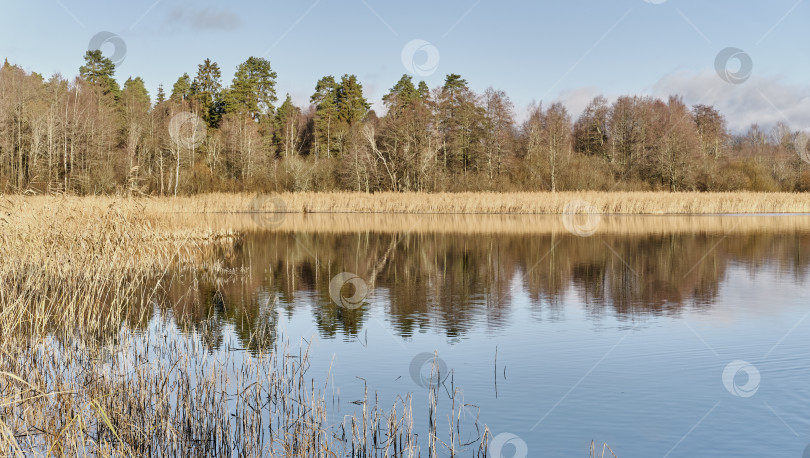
[0,325,474,456]
[591,441,618,458]
[0,195,491,456]
[1,191,802,455]
[166,212,810,236]
[0,196,237,337]
[8,192,810,218]
[144,191,810,214]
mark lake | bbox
[163,213,810,457]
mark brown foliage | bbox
[2,60,809,195]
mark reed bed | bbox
[166,212,810,236]
[0,196,237,337]
[5,191,785,455]
[0,196,495,456]
[7,192,810,219]
[0,319,487,456]
[143,191,810,215]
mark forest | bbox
[0,51,808,195]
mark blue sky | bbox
[2,0,808,130]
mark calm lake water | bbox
[164,214,810,457]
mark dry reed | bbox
[0,196,236,337]
[142,191,810,215]
[0,196,493,456]
[7,192,810,219]
[0,322,470,456]
[163,212,810,236]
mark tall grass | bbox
[11,191,797,455]
[3,191,801,455]
[0,196,494,456]
[146,191,810,214]
[165,212,810,236]
[8,192,810,219]
[1,321,483,456]
[0,196,235,338]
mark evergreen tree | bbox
[438,74,484,174]
[274,94,301,156]
[224,56,278,120]
[383,75,419,115]
[122,77,151,107]
[191,58,223,126]
[417,81,430,100]
[442,74,467,96]
[156,84,166,104]
[170,74,191,102]
[310,76,340,158]
[79,50,120,97]
[336,74,369,125]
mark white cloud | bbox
[651,71,810,133]
[549,73,810,134]
[552,86,615,121]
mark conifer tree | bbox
[310,76,339,158]
[274,94,301,157]
[336,74,369,125]
[224,56,277,120]
[383,75,419,115]
[191,58,223,126]
[170,74,192,102]
[156,84,166,104]
[79,50,120,98]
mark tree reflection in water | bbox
[164,227,810,351]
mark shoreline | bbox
[8,191,810,215]
[166,213,810,236]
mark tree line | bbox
[1,51,808,195]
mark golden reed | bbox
[9,191,810,217]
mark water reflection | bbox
[162,216,810,351]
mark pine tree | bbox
[223,57,278,120]
[310,76,339,158]
[122,77,150,107]
[438,74,484,175]
[442,74,467,96]
[383,75,419,115]
[336,74,369,125]
[274,94,301,157]
[79,50,120,98]
[417,81,430,100]
[170,74,191,102]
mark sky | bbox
[1,0,808,132]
